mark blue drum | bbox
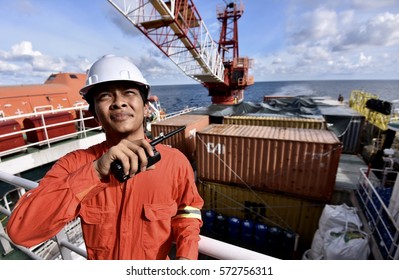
[214,213,227,236]
[254,223,268,250]
[282,230,296,259]
[202,210,216,234]
[241,219,254,247]
[228,216,241,242]
[266,226,282,257]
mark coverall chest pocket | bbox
[142,201,177,253]
[79,205,116,251]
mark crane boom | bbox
[107,0,225,84]
[107,0,253,105]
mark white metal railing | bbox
[355,168,399,259]
[0,171,276,260]
[0,105,102,159]
[163,106,199,120]
[0,103,199,160]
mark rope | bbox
[336,116,355,138]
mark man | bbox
[7,54,204,260]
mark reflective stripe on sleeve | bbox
[174,206,202,220]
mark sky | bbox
[1,0,399,86]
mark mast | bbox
[207,0,254,104]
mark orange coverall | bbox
[7,142,203,260]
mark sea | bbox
[151,80,399,114]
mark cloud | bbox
[132,54,192,84]
[351,0,397,9]
[5,42,67,73]
[11,41,42,57]
[0,60,20,73]
[2,0,398,84]
[257,1,399,80]
[272,57,283,65]
[0,41,90,85]
[290,7,339,44]
[335,12,399,50]
[31,56,66,72]
[359,52,372,65]
[289,5,399,51]
[0,39,188,86]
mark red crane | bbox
[107,0,253,105]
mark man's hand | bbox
[93,139,155,180]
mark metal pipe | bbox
[0,170,38,190]
[0,233,43,260]
[198,235,278,260]
[59,240,87,259]
[0,205,11,216]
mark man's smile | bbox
[110,112,133,121]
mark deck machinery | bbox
[107,0,254,105]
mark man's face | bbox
[93,82,145,138]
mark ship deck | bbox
[332,153,368,205]
[336,154,368,190]
[1,152,368,260]
[1,102,396,260]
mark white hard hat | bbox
[80,54,150,98]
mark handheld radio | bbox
[111,126,186,182]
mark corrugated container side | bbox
[223,115,327,130]
[196,124,342,202]
[150,114,209,162]
[319,105,366,155]
[197,181,324,250]
[339,116,365,154]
